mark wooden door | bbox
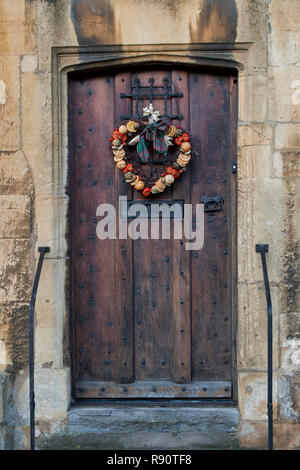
[69,67,237,400]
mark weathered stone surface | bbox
[239,420,268,449]
[34,406,240,450]
[0,56,20,151]
[237,179,292,284]
[239,373,278,421]
[237,284,279,369]
[280,316,300,372]
[0,240,31,302]
[238,124,273,148]
[272,151,300,178]
[68,406,239,434]
[274,422,300,449]
[0,195,31,238]
[269,31,297,66]
[269,67,300,122]
[0,0,25,56]
[278,375,299,420]
[238,145,272,179]
[21,55,37,73]
[35,259,68,368]
[0,151,33,196]
[0,303,29,371]
[270,0,300,32]
[37,430,239,450]
[15,368,70,423]
[275,124,300,150]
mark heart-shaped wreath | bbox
[110,104,192,197]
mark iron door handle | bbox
[200,196,223,212]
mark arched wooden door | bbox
[69,67,237,399]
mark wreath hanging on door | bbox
[109,105,192,197]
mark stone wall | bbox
[0,0,299,449]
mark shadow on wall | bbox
[189,0,237,43]
[71,0,237,45]
[71,0,122,45]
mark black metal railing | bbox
[29,247,50,451]
[256,244,273,450]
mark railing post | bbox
[256,244,273,450]
[29,247,50,451]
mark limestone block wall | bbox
[0,0,299,449]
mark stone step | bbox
[37,406,240,450]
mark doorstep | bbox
[36,405,240,450]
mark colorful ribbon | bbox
[137,118,170,162]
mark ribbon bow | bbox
[137,116,170,162]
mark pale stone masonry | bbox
[0,0,299,449]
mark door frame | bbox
[52,43,250,405]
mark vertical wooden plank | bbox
[171,70,191,383]
[230,74,238,399]
[190,71,232,380]
[70,73,117,390]
[114,71,134,384]
[133,69,174,380]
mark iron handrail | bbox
[29,247,50,451]
[256,244,273,450]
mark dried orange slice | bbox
[127,121,139,133]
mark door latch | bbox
[200,196,223,212]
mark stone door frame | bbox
[50,43,252,406]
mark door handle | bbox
[200,196,223,212]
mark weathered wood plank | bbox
[75,380,232,398]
